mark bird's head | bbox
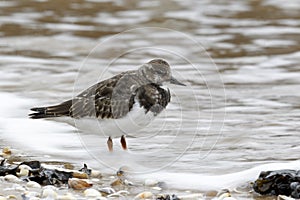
[138,59,186,86]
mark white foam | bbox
[137,160,300,191]
[0,93,84,159]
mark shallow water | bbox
[0,0,300,198]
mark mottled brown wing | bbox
[70,73,126,119]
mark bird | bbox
[29,59,185,151]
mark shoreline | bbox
[0,146,253,200]
[1,146,298,200]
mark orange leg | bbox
[107,136,113,152]
[120,135,127,150]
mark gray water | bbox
[0,0,300,197]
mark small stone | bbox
[16,165,32,177]
[216,189,236,200]
[0,196,7,200]
[178,193,204,200]
[63,163,74,170]
[6,195,17,200]
[84,188,102,197]
[72,172,89,179]
[26,181,41,188]
[26,198,39,200]
[107,190,130,198]
[144,179,158,187]
[98,187,115,195]
[205,190,218,197]
[134,191,153,199]
[4,175,21,183]
[156,194,180,200]
[157,182,167,189]
[117,166,130,177]
[68,178,92,190]
[117,190,130,195]
[91,178,101,183]
[58,193,76,200]
[111,179,122,187]
[41,186,58,199]
[79,163,91,175]
[124,179,134,186]
[2,147,11,155]
[22,191,39,199]
[278,195,296,200]
[152,186,162,191]
[11,184,26,192]
[90,170,102,178]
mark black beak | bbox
[170,76,186,86]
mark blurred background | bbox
[0,0,300,197]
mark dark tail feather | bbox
[29,100,72,119]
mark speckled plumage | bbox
[29,59,177,120]
[30,59,185,151]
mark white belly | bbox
[65,103,155,138]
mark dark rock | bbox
[79,163,91,175]
[253,169,300,198]
[28,167,73,186]
[0,160,41,176]
[156,194,180,200]
[21,161,41,169]
[0,159,76,186]
[291,183,300,198]
[0,159,14,176]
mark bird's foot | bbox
[107,136,113,152]
[120,135,127,150]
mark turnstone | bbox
[29,59,185,151]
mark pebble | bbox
[134,191,153,199]
[4,175,21,183]
[91,178,101,183]
[110,179,122,187]
[58,193,76,200]
[63,163,74,170]
[98,187,115,195]
[156,194,180,200]
[144,179,158,187]
[216,189,236,200]
[72,172,89,179]
[83,188,102,197]
[152,186,162,191]
[26,181,42,188]
[16,165,32,177]
[278,195,296,200]
[22,191,40,199]
[178,193,204,200]
[124,179,134,186]
[0,197,6,200]
[26,197,40,200]
[107,190,130,198]
[6,195,17,199]
[90,170,102,178]
[68,178,92,190]
[9,184,26,192]
[41,186,58,199]
[2,147,12,155]
[206,191,218,197]
[117,166,130,177]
